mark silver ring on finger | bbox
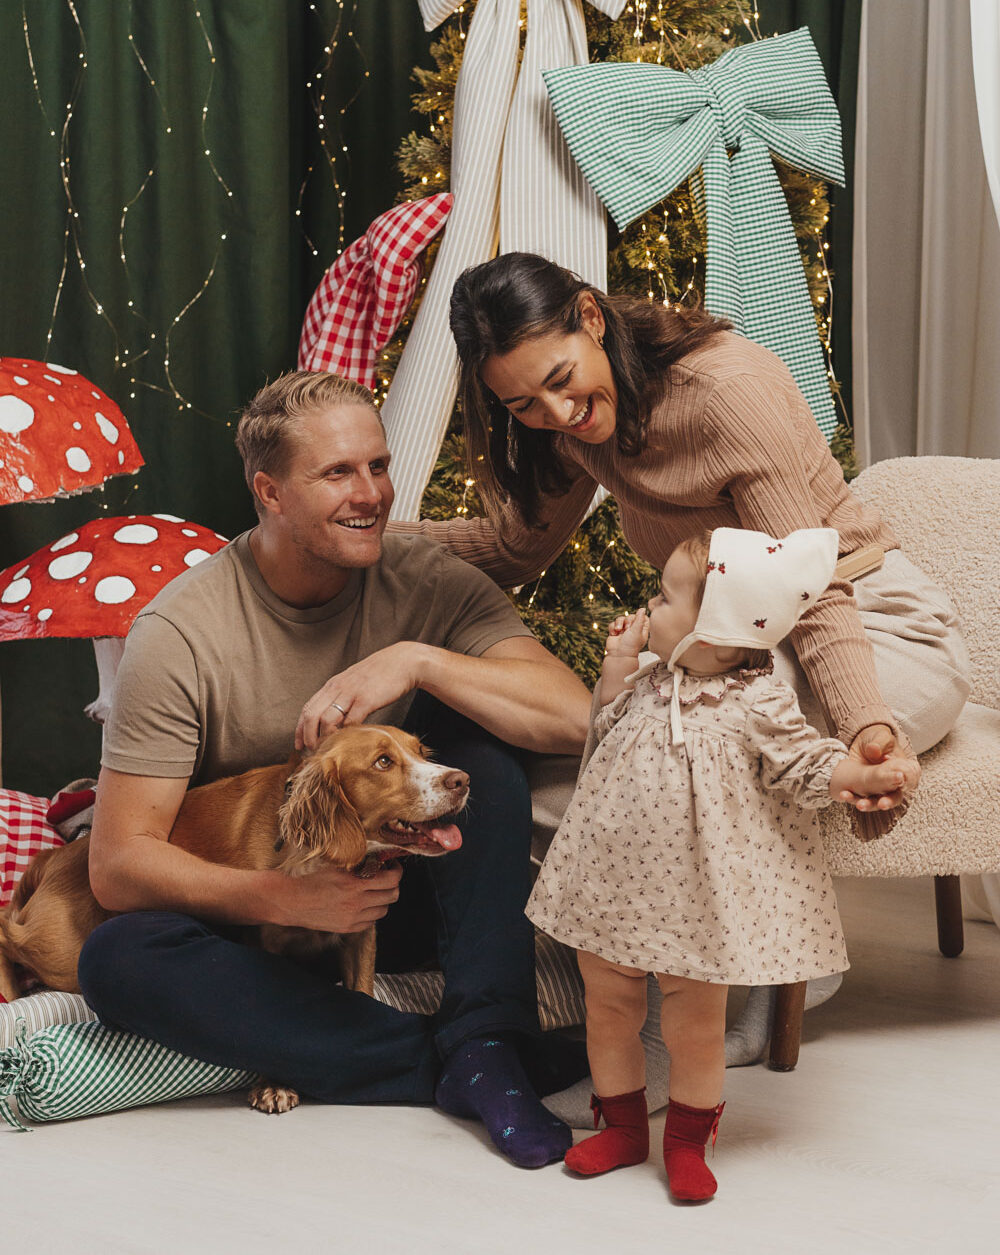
[330,701,348,716]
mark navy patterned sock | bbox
[436,1036,573,1168]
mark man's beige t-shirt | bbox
[102,531,534,785]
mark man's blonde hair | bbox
[235,371,380,514]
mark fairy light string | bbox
[19,2,208,422]
[20,1,359,433]
[297,0,367,259]
[152,4,234,417]
[21,0,126,361]
[191,6,233,201]
[126,2,171,133]
[114,5,166,405]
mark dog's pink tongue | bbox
[427,823,462,851]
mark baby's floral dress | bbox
[527,661,850,984]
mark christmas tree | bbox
[390,1,853,683]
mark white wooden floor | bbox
[3,876,999,1255]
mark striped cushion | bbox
[372,931,585,1029]
[534,932,586,1028]
[0,991,95,1048]
[0,933,584,1128]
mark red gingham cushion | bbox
[1,788,65,908]
[298,193,454,387]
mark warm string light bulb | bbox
[457,477,476,517]
[526,569,548,609]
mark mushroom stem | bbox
[86,637,127,724]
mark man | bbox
[80,371,591,1168]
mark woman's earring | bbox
[506,414,518,470]
[597,333,605,348]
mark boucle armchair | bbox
[769,456,1000,1069]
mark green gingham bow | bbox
[543,27,844,440]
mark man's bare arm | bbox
[417,637,591,752]
[88,766,401,932]
[296,636,591,753]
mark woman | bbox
[400,251,969,835]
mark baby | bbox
[527,527,911,1201]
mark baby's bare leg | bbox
[656,973,729,1200]
[577,949,648,1094]
[566,950,651,1176]
[655,973,728,1107]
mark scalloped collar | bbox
[628,656,774,710]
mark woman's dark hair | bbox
[449,252,730,528]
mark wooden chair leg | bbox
[934,874,964,957]
[768,981,807,1072]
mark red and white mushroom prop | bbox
[0,515,228,721]
[0,358,144,505]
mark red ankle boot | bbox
[564,1088,649,1176]
[662,1098,725,1201]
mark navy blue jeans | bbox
[78,694,545,1105]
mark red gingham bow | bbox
[298,193,454,388]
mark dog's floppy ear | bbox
[278,752,368,870]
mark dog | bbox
[0,725,469,1112]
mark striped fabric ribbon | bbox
[381,0,625,521]
[544,26,845,441]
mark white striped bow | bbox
[382,0,625,521]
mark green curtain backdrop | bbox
[0,1,433,794]
[0,1,856,798]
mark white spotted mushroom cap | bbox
[0,515,229,641]
[0,357,144,505]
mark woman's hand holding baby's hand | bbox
[830,752,916,812]
[839,723,921,812]
[604,608,649,657]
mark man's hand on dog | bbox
[296,642,424,750]
[272,861,402,932]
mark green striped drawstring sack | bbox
[0,1017,256,1132]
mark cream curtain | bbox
[852,0,1000,466]
[970,0,1000,227]
[855,0,1000,928]
[965,0,1000,930]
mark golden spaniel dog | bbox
[0,726,469,1109]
